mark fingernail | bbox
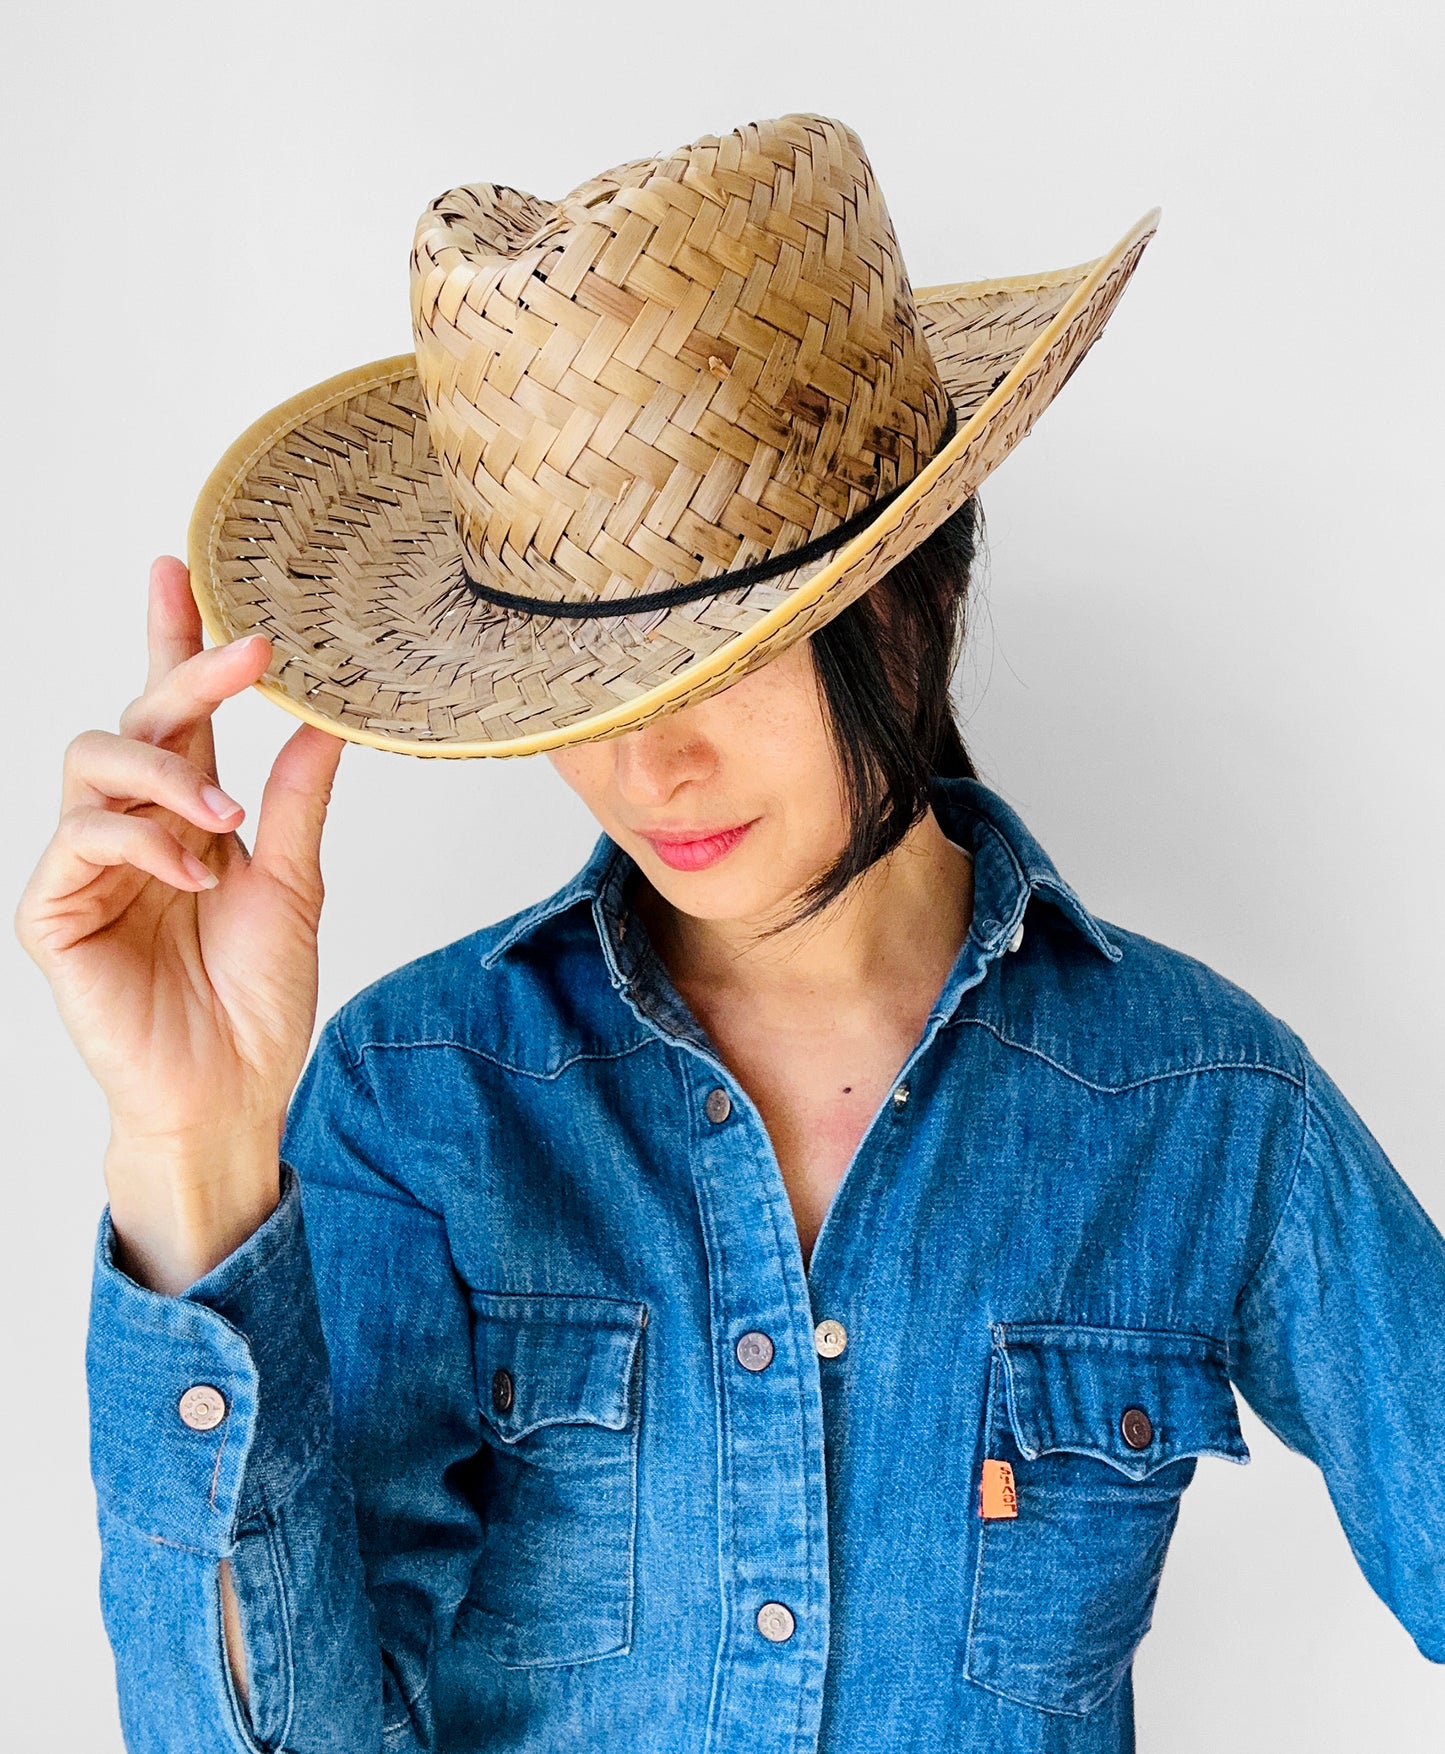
[200,784,242,820]
[183,853,219,889]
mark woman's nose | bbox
[610,718,715,806]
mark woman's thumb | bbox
[249,723,346,898]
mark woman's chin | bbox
[637,853,790,927]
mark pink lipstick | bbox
[640,820,757,872]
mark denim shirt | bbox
[85,775,1445,1753]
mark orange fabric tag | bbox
[979,1458,1019,1519]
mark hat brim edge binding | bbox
[188,207,1160,760]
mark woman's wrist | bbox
[104,1124,283,1296]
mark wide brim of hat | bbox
[188,209,1159,758]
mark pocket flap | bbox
[473,1293,646,1442]
[994,1322,1250,1481]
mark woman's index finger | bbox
[144,555,205,690]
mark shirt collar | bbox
[934,777,1123,965]
[479,774,1122,977]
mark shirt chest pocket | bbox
[965,1322,1250,1717]
[462,1293,647,1669]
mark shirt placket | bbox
[685,1066,832,1754]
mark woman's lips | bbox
[640,819,757,872]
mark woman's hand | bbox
[14,556,346,1291]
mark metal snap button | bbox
[704,1087,732,1124]
[813,1319,848,1359]
[735,1331,775,1373]
[891,1084,910,1111]
[492,1367,515,1416]
[1121,1405,1154,1450]
[177,1385,227,1431]
[756,1601,796,1643]
[1007,919,1025,954]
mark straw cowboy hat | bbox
[188,112,1159,759]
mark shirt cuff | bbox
[86,1159,332,1554]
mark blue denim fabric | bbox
[85,775,1445,1752]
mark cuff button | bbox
[178,1384,228,1431]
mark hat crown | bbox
[409,114,952,609]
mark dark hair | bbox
[776,495,984,933]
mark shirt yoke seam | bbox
[947,1015,1305,1095]
[342,1032,659,1082]
[282,1163,449,1219]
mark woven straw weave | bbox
[411,116,951,605]
[191,115,1157,756]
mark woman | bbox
[15,114,1445,1753]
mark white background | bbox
[3,1,1442,1746]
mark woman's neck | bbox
[635,808,974,1021]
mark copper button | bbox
[735,1331,775,1373]
[756,1602,796,1643]
[1121,1406,1154,1450]
[492,1367,515,1416]
[177,1385,227,1431]
[704,1087,732,1124]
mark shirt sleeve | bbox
[1227,1039,1445,1663]
[85,1012,486,1752]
